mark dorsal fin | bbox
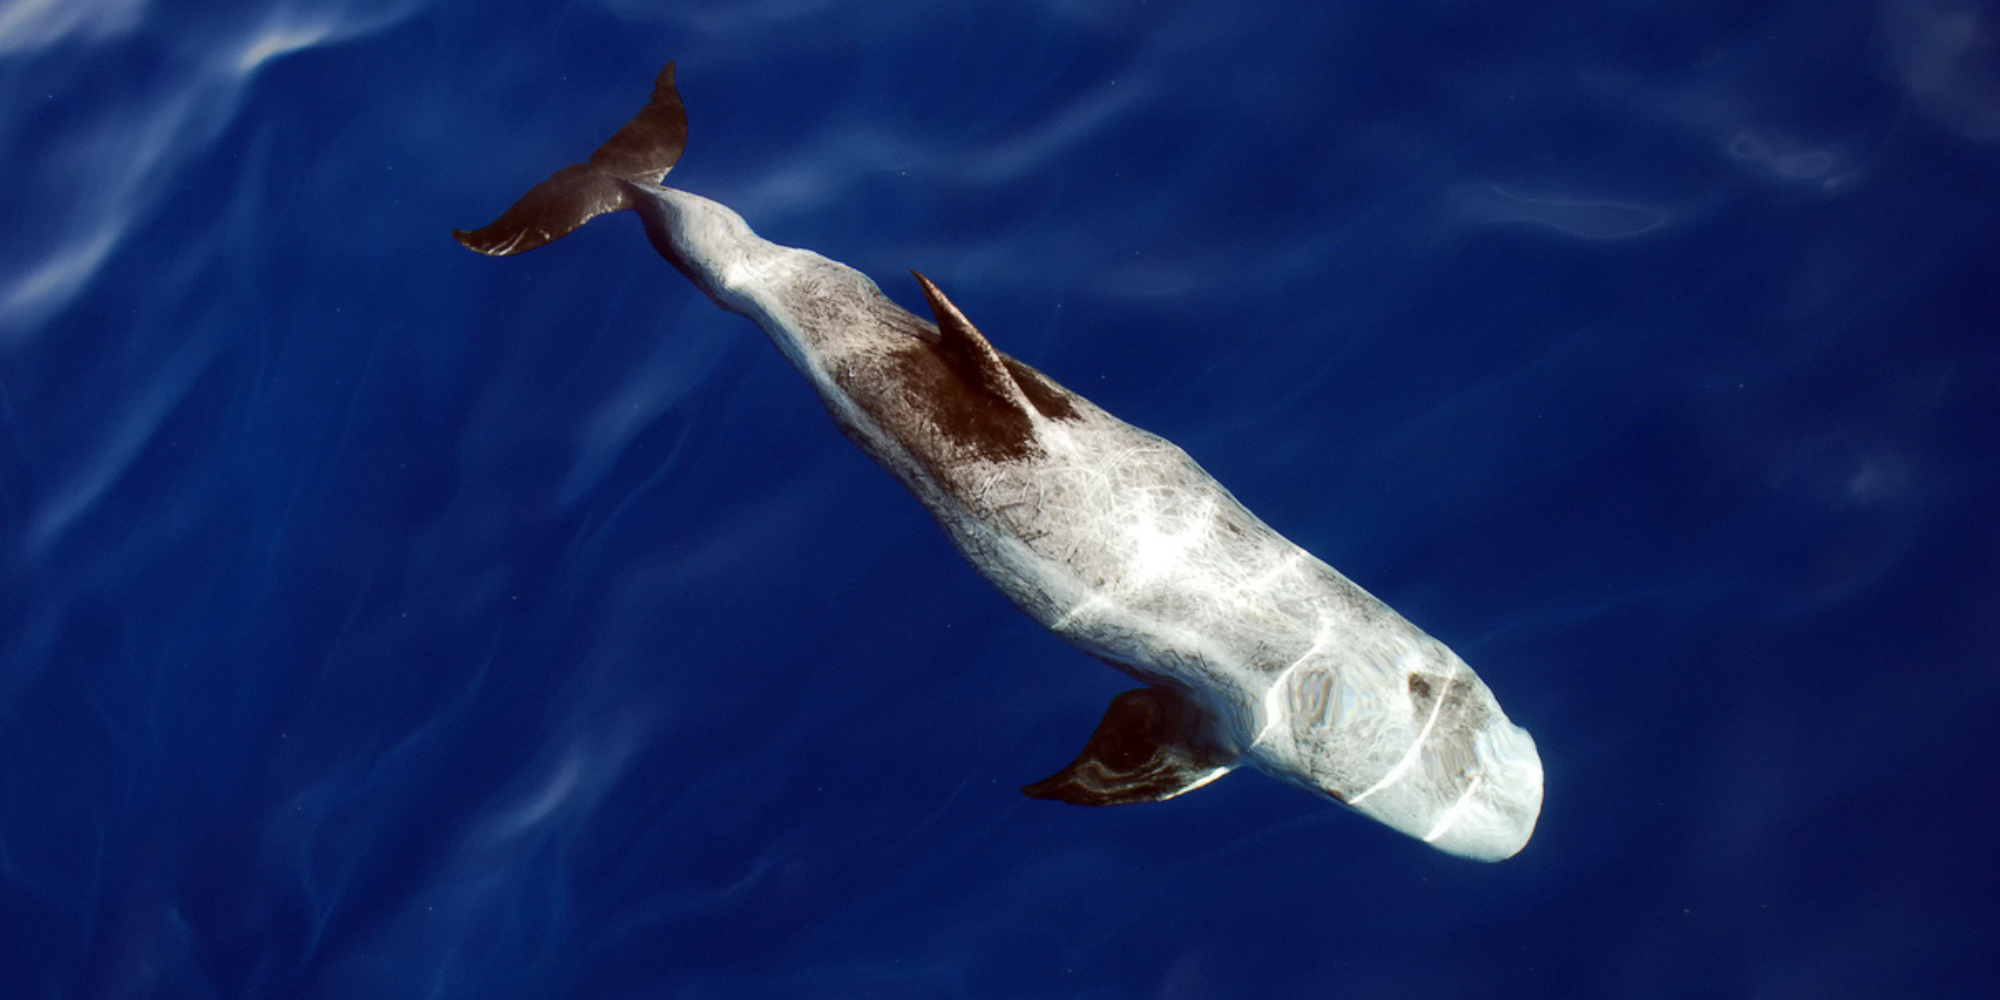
[1023,687,1238,806]
[453,61,689,257]
[910,272,1029,414]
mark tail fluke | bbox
[587,61,688,184]
[453,61,689,257]
[452,163,635,256]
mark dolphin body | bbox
[456,63,1543,861]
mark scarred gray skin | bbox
[632,186,1543,860]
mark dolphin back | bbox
[453,62,689,257]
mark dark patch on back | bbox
[848,275,1088,468]
[1001,357,1080,421]
[884,341,1039,462]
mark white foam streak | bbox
[1449,183,1672,241]
[0,0,145,54]
[478,720,648,848]
[1,223,121,320]
[27,345,209,556]
[592,0,835,32]
[1,0,419,342]
[233,21,336,75]
[1880,0,2000,143]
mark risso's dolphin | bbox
[455,62,1543,860]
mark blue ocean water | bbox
[5,0,1998,996]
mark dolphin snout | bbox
[1420,720,1543,861]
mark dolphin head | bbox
[1247,631,1544,861]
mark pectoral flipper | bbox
[1023,687,1238,806]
